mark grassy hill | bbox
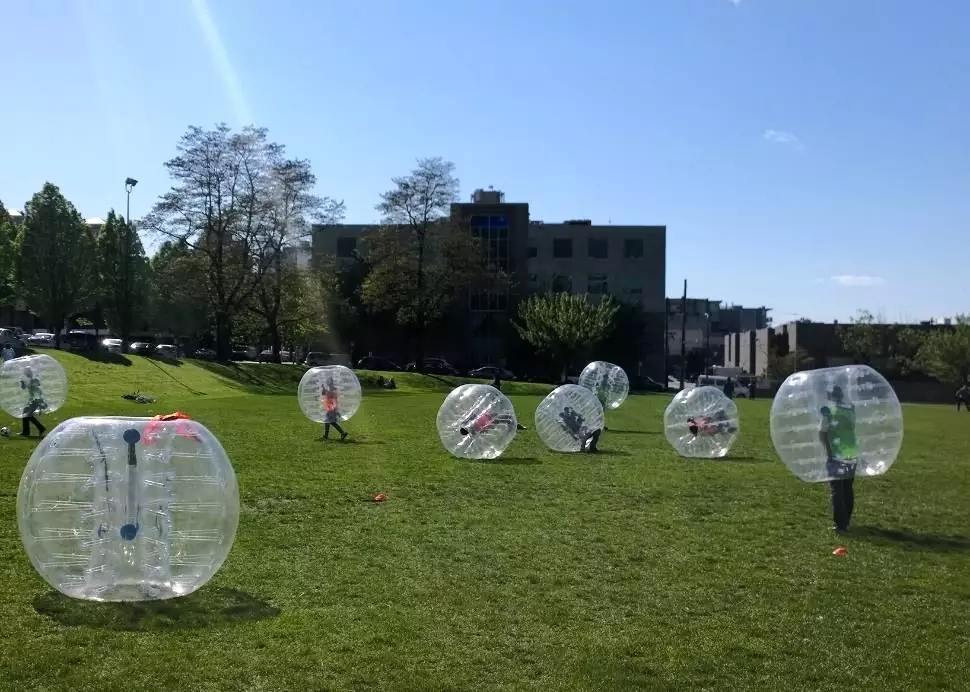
[2,350,968,690]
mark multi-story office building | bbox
[667,298,770,373]
[312,189,667,379]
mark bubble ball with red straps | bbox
[16,413,239,602]
[436,384,518,460]
[663,385,740,459]
[298,365,362,424]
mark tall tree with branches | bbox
[96,210,149,345]
[16,183,95,345]
[144,124,336,358]
[0,201,16,306]
[361,157,499,370]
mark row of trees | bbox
[0,126,516,365]
[764,310,970,386]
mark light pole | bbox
[704,311,711,375]
[124,178,138,224]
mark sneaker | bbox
[340,431,348,441]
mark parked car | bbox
[469,365,516,380]
[154,344,178,359]
[696,375,749,398]
[26,332,55,347]
[405,357,458,375]
[0,328,23,350]
[356,355,400,371]
[258,349,292,363]
[128,341,152,354]
[193,348,217,360]
[101,338,123,354]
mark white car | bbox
[102,338,123,354]
[27,332,55,346]
[696,375,749,398]
[154,344,178,359]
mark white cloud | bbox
[830,275,887,288]
[764,129,804,149]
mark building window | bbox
[528,273,538,285]
[624,238,644,258]
[552,275,572,293]
[553,238,572,258]
[336,237,357,258]
[624,277,643,303]
[527,245,537,258]
[588,273,608,295]
[588,238,608,259]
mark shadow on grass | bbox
[853,526,970,552]
[315,437,385,445]
[144,357,205,396]
[72,351,133,367]
[33,586,280,631]
[723,455,768,463]
[468,456,541,465]
[606,429,662,435]
[145,354,183,367]
[195,361,301,395]
[595,449,632,457]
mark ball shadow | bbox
[32,586,280,631]
[315,438,384,445]
[606,429,662,435]
[469,456,541,465]
[721,455,768,463]
[852,526,970,553]
[594,449,632,457]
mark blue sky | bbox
[2,0,967,323]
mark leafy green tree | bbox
[361,157,501,371]
[16,183,96,345]
[513,292,619,378]
[839,309,881,364]
[251,262,328,359]
[97,210,149,345]
[916,316,970,385]
[0,201,16,305]
[149,241,210,340]
[766,346,810,381]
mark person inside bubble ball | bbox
[320,375,348,441]
[19,366,47,438]
[687,409,737,436]
[486,373,527,430]
[819,384,857,533]
[557,406,600,453]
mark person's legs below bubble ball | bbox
[582,429,601,453]
[829,478,854,532]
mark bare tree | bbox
[144,124,337,358]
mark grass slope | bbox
[0,352,968,691]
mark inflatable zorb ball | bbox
[663,385,739,459]
[578,361,629,410]
[0,354,67,418]
[298,365,362,423]
[437,384,517,460]
[535,384,605,453]
[17,416,239,602]
[770,365,903,483]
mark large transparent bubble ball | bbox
[0,354,68,418]
[17,416,239,602]
[535,384,605,453]
[298,365,362,424]
[578,361,629,410]
[770,365,903,483]
[436,384,518,460]
[663,385,740,459]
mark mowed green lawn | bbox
[1,351,968,691]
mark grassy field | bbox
[1,351,968,691]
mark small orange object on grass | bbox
[832,546,848,556]
[372,493,387,502]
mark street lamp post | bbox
[124,178,138,224]
[704,312,711,375]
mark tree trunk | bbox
[215,311,232,360]
[270,321,282,363]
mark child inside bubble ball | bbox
[320,376,348,441]
[19,366,47,438]
[557,406,600,453]
[819,384,857,533]
[687,410,737,436]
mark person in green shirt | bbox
[818,385,857,532]
[19,366,47,438]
